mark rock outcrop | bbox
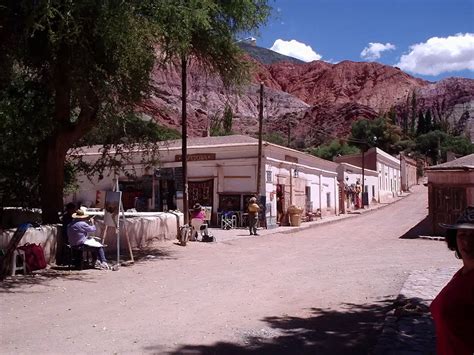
[140,46,474,143]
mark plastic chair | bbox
[221,214,237,229]
[11,249,27,276]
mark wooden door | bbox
[431,186,466,234]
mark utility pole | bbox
[361,147,365,208]
[181,55,188,225]
[256,82,264,197]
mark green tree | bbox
[414,130,473,164]
[409,91,418,136]
[262,132,287,146]
[1,0,270,222]
[425,109,433,132]
[307,140,360,161]
[0,75,53,207]
[222,104,234,135]
[350,117,402,154]
[210,104,236,136]
[416,110,425,136]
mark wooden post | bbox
[256,82,264,197]
[181,55,189,225]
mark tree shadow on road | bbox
[130,246,177,263]
[148,299,394,355]
[1,246,176,293]
[0,269,98,294]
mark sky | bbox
[255,0,474,81]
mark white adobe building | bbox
[336,162,379,212]
[334,147,401,202]
[69,135,340,228]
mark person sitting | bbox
[190,203,209,241]
[67,209,110,270]
[191,203,206,221]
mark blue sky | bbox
[255,0,474,81]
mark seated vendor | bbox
[67,209,110,270]
[190,203,209,240]
[191,203,206,221]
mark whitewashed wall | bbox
[337,163,379,203]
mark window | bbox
[266,170,272,183]
[372,185,375,198]
[326,192,331,208]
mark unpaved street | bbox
[1,186,459,354]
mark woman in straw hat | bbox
[67,209,110,270]
[430,206,474,354]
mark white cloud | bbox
[396,33,474,76]
[360,42,396,60]
[270,39,322,62]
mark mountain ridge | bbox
[140,45,474,144]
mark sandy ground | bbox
[0,186,459,354]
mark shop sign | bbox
[175,153,216,162]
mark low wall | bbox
[0,224,59,263]
[95,213,183,250]
[0,212,183,264]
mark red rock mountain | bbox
[140,46,474,145]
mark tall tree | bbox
[409,91,417,136]
[1,0,270,223]
[416,110,425,136]
[152,0,269,222]
[223,104,234,135]
[425,109,433,132]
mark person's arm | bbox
[80,221,97,234]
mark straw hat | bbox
[249,197,257,203]
[71,209,92,220]
[193,203,202,210]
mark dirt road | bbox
[0,186,459,354]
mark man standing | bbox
[248,197,261,236]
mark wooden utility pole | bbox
[361,147,365,207]
[256,82,264,197]
[181,55,189,225]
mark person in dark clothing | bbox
[430,206,474,355]
[56,202,77,265]
[62,203,77,243]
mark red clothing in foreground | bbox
[430,268,474,355]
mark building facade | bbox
[400,154,418,192]
[69,135,340,228]
[425,153,474,235]
[334,147,401,203]
[336,162,379,213]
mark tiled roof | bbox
[427,153,474,170]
